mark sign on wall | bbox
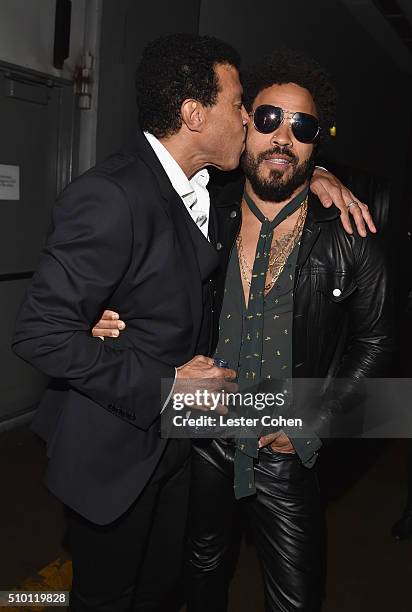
[0,164,20,200]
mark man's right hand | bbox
[176,355,236,381]
[174,355,237,414]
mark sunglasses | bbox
[249,104,321,144]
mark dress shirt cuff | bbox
[161,367,177,413]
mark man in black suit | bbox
[13,34,374,612]
[12,34,244,612]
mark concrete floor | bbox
[0,426,411,611]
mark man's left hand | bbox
[310,167,376,237]
[258,431,295,453]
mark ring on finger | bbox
[345,201,359,209]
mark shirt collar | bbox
[144,132,209,201]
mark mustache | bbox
[256,146,297,165]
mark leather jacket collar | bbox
[210,172,341,224]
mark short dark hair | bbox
[136,33,241,138]
[242,48,337,142]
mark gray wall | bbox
[0,1,79,425]
[96,0,201,161]
[0,0,103,177]
[0,0,86,78]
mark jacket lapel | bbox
[133,131,203,353]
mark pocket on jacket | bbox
[316,270,358,304]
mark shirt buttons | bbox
[216,242,223,250]
[333,288,341,297]
[230,210,237,218]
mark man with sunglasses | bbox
[185,49,394,612]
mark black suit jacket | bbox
[12,131,213,524]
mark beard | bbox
[241,145,316,202]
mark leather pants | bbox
[187,439,326,612]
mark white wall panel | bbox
[0,0,86,78]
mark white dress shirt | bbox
[144,132,213,410]
[144,131,211,239]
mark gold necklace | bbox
[237,197,308,294]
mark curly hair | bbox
[242,48,337,142]
[136,33,240,138]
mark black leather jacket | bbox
[210,177,396,427]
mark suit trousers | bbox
[66,438,191,612]
[187,440,326,612]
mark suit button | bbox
[230,210,237,218]
[216,242,223,251]
[333,288,341,297]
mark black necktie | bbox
[234,186,309,499]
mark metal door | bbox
[0,62,74,426]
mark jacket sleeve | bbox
[314,232,397,436]
[12,175,175,430]
[334,232,396,378]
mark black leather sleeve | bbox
[315,232,396,435]
[334,232,396,379]
[12,175,175,430]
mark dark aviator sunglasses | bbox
[249,104,321,144]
